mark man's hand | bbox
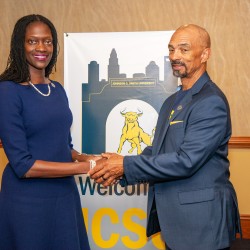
[89,153,124,187]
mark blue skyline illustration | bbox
[81,48,177,154]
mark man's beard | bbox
[171,60,187,78]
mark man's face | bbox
[168,28,205,79]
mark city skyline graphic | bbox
[82,48,177,102]
[81,48,178,154]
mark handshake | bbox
[87,153,125,187]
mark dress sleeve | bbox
[0,82,35,178]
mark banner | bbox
[64,31,177,250]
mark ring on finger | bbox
[102,176,107,181]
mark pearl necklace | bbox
[29,81,51,97]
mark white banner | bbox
[64,31,176,250]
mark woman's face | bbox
[24,21,53,74]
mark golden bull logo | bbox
[117,109,155,155]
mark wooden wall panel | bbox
[0,0,249,136]
[229,148,250,215]
[240,215,250,239]
[0,148,8,185]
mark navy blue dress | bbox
[0,81,90,250]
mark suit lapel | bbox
[155,92,193,154]
[154,96,177,154]
[169,92,192,123]
[153,72,211,154]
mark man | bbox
[89,24,241,250]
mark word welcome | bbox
[79,176,148,196]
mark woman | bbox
[0,14,97,249]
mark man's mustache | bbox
[171,60,186,67]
